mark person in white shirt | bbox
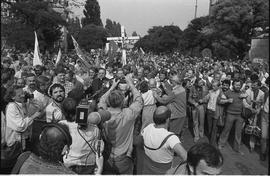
[45,83,65,123]
[60,98,109,174]
[141,106,187,175]
[260,79,268,161]
[199,80,222,147]
[140,79,157,131]
[243,79,264,153]
[4,86,42,150]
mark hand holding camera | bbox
[111,78,120,90]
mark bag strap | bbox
[11,151,31,174]
[144,134,175,150]
[1,111,6,145]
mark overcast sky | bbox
[72,0,210,36]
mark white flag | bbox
[33,31,42,66]
[55,48,62,65]
[140,47,145,54]
[122,49,127,66]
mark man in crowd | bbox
[85,68,110,101]
[13,123,75,174]
[60,97,107,174]
[23,73,37,95]
[45,83,65,123]
[141,106,187,174]
[260,77,269,161]
[153,72,187,138]
[53,66,74,97]
[218,79,246,154]
[65,70,84,91]
[98,75,143,174]
[168,143,223,175]
[188,79,208,142]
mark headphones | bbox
[40,123,72,147]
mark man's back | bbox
[169,85,186,119]
[19,153,75,174]
[104,107,137,157]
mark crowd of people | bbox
[1,48,269,174]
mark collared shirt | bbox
[142,90,156,106]
[98,87,143,158]
[45,101,64,123]
[243,88,264,110]
[5,102,33,147]
[206,89,220,111]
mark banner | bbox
[71,35,92,69]
[33,31,42,66]
[55,48,62,65]
[140,47,145,55]
[122,49,127,66]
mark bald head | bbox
[153,106,171,125]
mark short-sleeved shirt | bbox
[141,123,180,163]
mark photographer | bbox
[59,97,110,174]
[98,75,143,174]
[2,86,42,172]
[85,68,110,102]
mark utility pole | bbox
[194,0,198,19]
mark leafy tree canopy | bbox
[81,0,103,27]
[208,0,269,58]
[105,18,121,37]
[132,31,138,36]
[77,24,108,51]
[1,0,66,52]
[135,25,182,54]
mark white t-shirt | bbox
[141,124,180,163]
[60,120,100,166]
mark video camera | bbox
[24,92,34,102]
[75,97,96,127]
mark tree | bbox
[208,0,269,59]
[105,18,121,37]
[81,0,103,27]
[77,24,108,51]
[67,17,81,50]
[178,16,214,57]
[1,0,66,52]
[132,31,138,36]
[135,25,182,54]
